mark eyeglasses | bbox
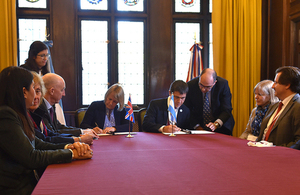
[199,83,214,90]
[37,54,50,58]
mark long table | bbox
[32,132,300,194]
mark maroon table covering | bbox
[32,132,300,194]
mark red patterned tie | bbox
[265,102,283,141]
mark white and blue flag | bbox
[168,94,177,125]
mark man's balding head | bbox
[199,68,217,93]
[42,73,66,105]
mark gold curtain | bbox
[212,0,262,137]
[0,0,17,71]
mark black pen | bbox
[181,129,191,134]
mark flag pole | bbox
[126,93,134,138]
[126,121,134,138]
[169,123,176,137]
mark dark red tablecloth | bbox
[32,132,300,194]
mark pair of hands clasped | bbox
[66,142,93,160]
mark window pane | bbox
[117,0,144,12]
[81,20,108,105]
[18,0,47,8]
[209,22,213,68]
[118,21,144,105]
[175,23,200,81]
[80,0,108,10]
[175,0,200,13]
[18,18,47,65]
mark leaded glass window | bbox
[209,22,213,69]
[18,0,47,9]
[175,0,200,13]
[175,23,200,81]
[117,21,144,104]
[81,20,108,105]
[18,18,47,65]
[117,0,144,12]
[174,0,212,81]
[80,0,108,10]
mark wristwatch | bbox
[214,122,220,128]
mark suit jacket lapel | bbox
[98,102,106,128]
[52,104,58,129]
[272,94,298,130]
[260,102,278,131]
[177,107,185,126]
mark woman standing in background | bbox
[20,41,49,75]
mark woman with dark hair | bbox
[0,66,93,194]
[20,41,50,75]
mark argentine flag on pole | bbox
[168,94,177,125]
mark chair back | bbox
[75,107,88,127]
[138,108,147,132]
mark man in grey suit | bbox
[257,66,300,148]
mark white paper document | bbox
[163,130,215,135]
[97,132,137,136]
[247,141,274,147]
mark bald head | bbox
[43,73,64,89]
[42,73,66,105]
[199,68,217,93]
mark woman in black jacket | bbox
[0,66,93,194]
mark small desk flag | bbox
[168,94,177,124]
[125,94,135,123]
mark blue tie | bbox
[203,93,211,124]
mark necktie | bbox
[203,92,211,124]
[49,107,54,122]
[265,102,283,141]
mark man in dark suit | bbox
[34,73,96,141]
[257,66,300,148]
[184,68,234,135]
[142,80,190,133]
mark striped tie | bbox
[203,92,211,124]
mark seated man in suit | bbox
[29,71,92,144]
[34,73,98,138]
[184,68,235,135]
[257,66,300,148]
[142,80,190,133]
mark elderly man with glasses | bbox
[184,68,235,135]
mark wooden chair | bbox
[137,108,147,132]
[74,107,88,128]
